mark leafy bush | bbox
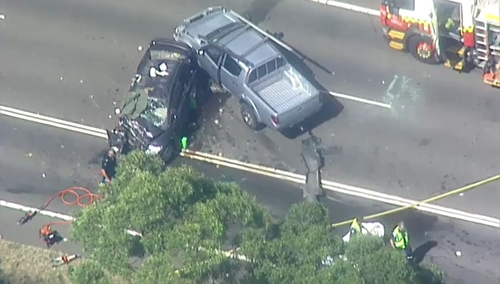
[68,260,110,284]
[70,151,445,283]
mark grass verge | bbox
[0,239,127,284]
[0,238,70,284]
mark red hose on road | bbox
[33,187,102,242]
[38,187,102,209]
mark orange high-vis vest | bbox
[40,226,51,236]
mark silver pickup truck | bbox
[173,7,323,131]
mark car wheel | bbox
[240,103,262,130]
[161,143,175,163]
[409,36,439,64]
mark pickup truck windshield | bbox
[247,56,286,84]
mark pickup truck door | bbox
[219,54,244,96]
[198,46,223,84]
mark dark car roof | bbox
[144,62,181,101]
[126,39,195,133]
[136,39,194,102]
[150,37,193,57]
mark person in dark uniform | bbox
[101,149,117,185]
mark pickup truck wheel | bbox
[241,103,261,130]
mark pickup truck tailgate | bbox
[253,69,322,127]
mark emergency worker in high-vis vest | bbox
[390,221,413,260]
[349,217,362,238]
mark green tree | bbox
[70,151,270,283]
[0,259,6,284]
[345,232,445,284]
[68,260,110,284]
[239,202,348,284]
[241,201,445,284]
[414,263,445,284]
[69,151,445,283]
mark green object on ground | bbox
[181,136,188,149]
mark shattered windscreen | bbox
[139,97,168,128]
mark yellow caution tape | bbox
[331,174,500,228]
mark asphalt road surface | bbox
[0,0,499,282]
[1,0,499,219]
[0,114,499,283]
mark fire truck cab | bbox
[380,0,500,86]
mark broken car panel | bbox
[107,38,199,162]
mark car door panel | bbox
[219,55,243,96]
[199,46,222,83]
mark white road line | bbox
[307,1,386,109]
[328,91,391,109]
[182,150,500,228]
[0,199,142,237]
[309,0,380,16]
[0,200,74,221]
[0,105,108,139]
[0,105,498,228]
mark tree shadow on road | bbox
[243,0,285,25]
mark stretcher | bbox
[322,222,386,266]
[342,221,385,242]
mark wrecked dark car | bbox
[107,38,199,162]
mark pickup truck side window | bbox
[248,70,257,84]
[248,57,285,84]
[206,47,222,64]
[276,57,286,69]
[266,60,277,74]
[256,64,267,79]
[222,56,242,77]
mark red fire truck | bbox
[380,0,500,87]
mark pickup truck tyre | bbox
[240,103,262,131]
